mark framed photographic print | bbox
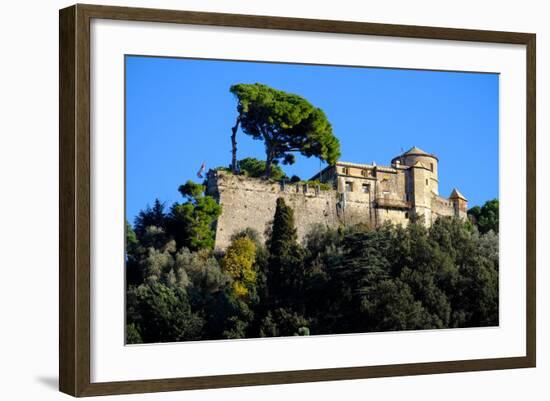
[59,4,536,397]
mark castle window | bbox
[426,179,429,186]
[342,167,349,175]
[361,169,368,177]
[405,212,409,219]
[362,183,370,193]
[345,181,353,192]
[430,163,434,172]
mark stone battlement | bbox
[207,147,467,250]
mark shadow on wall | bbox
[35,376,58,391]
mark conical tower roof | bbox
[449,188,467,201]
[403,146,430,156]
[391,146,438,164]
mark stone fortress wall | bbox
[206,171,342,250]
[207,147,468,250]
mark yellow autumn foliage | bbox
[220,237,257,299]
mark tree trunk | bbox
[265,148,274,178]
[231,117,240,173]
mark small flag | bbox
[197,162,206,178]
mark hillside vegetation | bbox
[126,183,498,344]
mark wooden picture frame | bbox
[59,3,536,397]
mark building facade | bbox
[207,147,467,249]
[311,146,468,227]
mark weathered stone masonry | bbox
[207,147,468,250]
[206,172,343,250]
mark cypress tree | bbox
[266,198,305,309]
[268,198,298,256]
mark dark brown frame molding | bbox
[59,3,536,397]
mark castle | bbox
[207,147,467,250]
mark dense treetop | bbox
[468,199,499,234]
[235,157,287,181]
[229,83,341,177]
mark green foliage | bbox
[126,323,143,344]
[134,199,166,237]
[300,216,499,335]
[231,227,263,244]
[290,179,332,191]
[303,180,332,190]
[468,199,499,234]
[178,180,205,199]
[296,326,310,336]
[360,279,431,331]
[230,83,341,177]
[167,180,222,251]
[265,198,308,314]
[126,220,138,249]
[125,220,141,286]
[289,175,301,183]
[268,198,298,255]
[238,157,287,180]
[259,308,310,337]
[126,282,204,343]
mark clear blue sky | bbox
[126,55,499,223]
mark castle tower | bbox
[392,146,439,225]
[449,188,468,220]
[392,146,439,195]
